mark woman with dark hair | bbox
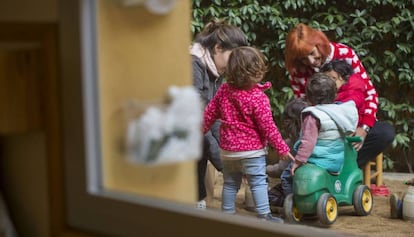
[190,19,249,209]
[284,23,395,168]
[320,59,366,128]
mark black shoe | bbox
[257,213,284,223]
[268,183,285,207]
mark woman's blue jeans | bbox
[221,156,270,215]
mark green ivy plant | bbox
[191,0,414,172]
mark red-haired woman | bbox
[284,23,395,168]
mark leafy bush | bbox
[191,0,414,172]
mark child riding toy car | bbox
[283,136,373,226]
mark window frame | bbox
[61,1,339,236]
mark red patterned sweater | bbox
[289,42,377,127]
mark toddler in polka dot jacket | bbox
[203,46,293,222]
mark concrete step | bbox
[383,172,413,181]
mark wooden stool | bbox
[364,153,390,196]
[364,153,383,186]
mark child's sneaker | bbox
[196,200,206,209]
[268,183,285,207]
[257,213,284,223]
[390,193,402,219]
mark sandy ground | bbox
[205,170,414,237]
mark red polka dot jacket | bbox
[203,82,290,156]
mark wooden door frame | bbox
[0,22,94,237]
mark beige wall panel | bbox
[97,0,196,203]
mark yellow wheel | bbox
[317,193,338,226]
[353,185,373,216]
[283,194,303,224]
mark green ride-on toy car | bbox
[283,136,373,226]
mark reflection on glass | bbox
[125,86,202,165]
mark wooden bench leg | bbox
[376,153,383,186]
[363,153,383,186]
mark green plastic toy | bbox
[283,136,373,226]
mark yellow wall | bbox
[97,1,196,203]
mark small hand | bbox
[352,127,367,151]
[280,152,295,161]
[290,161,301,176]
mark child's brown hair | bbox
[282,98,309,147]
[306,72,337,105]
[226,46,267,89]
